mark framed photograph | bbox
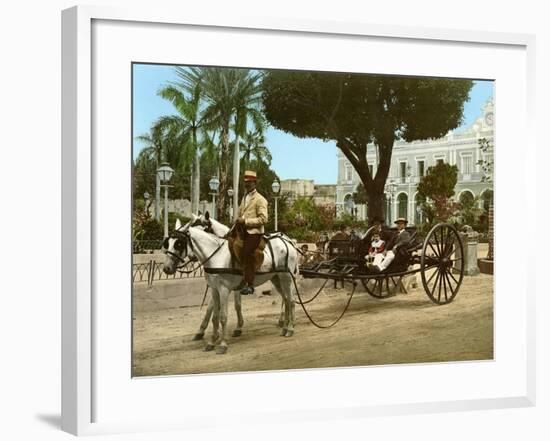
[62,5,536,436]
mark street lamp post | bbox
[227,188,234,220]
[384,179,397,224]
[157,163,174,238]
[271,179,281,231]
[208,176,220,219]
[407,165,413,220]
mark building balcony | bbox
[458,172,484,182]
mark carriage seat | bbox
[384,231,422,272]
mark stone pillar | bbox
[458,225,480,276]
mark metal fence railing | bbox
[132,259,205,287]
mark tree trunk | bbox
[350,141,394,225]
[216,126,230,220]
[232,129,240,222]
[366,189,385,223]
[191,130,200,214]
[155,173,161,221]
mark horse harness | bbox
[203,232,297,275]
[165,227,300,276]
[164,230,226,275]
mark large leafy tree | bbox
[230,70,265,220]
[262,71,473,221]
[135,121,173,220]
[239,128,272,168]
[417,162,459,223]
[170,67,267,220]
[157,80,212,213]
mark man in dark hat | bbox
[236,170,268,295]
[370,217,411,273]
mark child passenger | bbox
[366,232,385,267]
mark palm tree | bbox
[239,128,272,169]
[174,67,265,221]
[135,122,167,220]
[231,70,265,220]
[157,81,207,213]
[174,67,239,217]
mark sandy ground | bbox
[132,271,493,376]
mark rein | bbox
[288,270,358,329]
[167,231,227,275]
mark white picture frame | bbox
[62,5,536,436]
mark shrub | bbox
[140,218,164,240]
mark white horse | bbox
[163,218,299,354]
[187,214,245,341]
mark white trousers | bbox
[372,253,384,266]
[377,250,395,271]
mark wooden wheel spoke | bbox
[433,229,442,256]
[430,271,441,298]
[437,270,443,302]
[441,269,448,302]
[443,270,456,295]
[443,233,454,257]
[444,243,456,259]
[440,227,449,256]
[447,269,460,285]
[428,241,439,257]
[426,268,438,286]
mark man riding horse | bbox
[236,170,268,295]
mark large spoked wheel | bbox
[362,275,402,298]
[420,223,464,305]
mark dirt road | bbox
[132,273,493,376]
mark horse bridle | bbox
[163,228,226,274]
[163,217,211,267]
[163,230,194,269]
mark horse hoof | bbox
[280,328,287,336]
[204,343,215,352]
[232,329,242,337]
[192,333,204,341]
[216,346,228,355]
[285,330,294,338]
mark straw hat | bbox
[394,217,408,224]
[243,170,257,181]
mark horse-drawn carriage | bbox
[161,215,466,352]
[300,223,465,305]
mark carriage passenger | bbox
[369,218,411,273]
[365,232,385,267]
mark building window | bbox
[461,155,473,174]
[417,160,425,177]
[397,193,408,219]
[400,162,407,183]
[345,164,353,182]
[436,158,444,166]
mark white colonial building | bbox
[336,98,494,224]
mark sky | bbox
[132,64,494,184]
